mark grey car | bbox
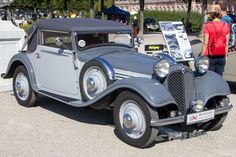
[1,18,232,148]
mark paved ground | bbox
[0,85,236,157]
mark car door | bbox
[34,31,79,97]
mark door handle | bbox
[35,52,41,59]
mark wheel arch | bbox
[195,71,230,105]
[91,57,116,81]
[4,60,25,79]
[3,53,37,91]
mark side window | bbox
[42,31,72,50]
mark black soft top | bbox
[26,18,132,52]
[32,18,132,32]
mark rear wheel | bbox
[113,91,158,148]
[194,113,228,131]
[13,65,37,107]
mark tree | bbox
[139,0,144,36]
[90,0,95,18]
[200,0,208,35]
[101,0,104,12]
[185,0,192,33]
[45,0,52,12]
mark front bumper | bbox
[151,104,233,127]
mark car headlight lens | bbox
[153,59,170,78]
[219,97,230,107]
[192,99,205,112]
[195,56,209,74]
[137,37,144,44]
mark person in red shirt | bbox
[202,4,230,76]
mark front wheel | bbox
[79,60,113,101]
[113,91,158,148]
[13,65,37,107]
[194,113,228,131]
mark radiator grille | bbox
[167,69,194,113]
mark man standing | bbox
[218,1,235,50]
[219,1,233,25]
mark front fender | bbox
[72,77,176,108]
[3,52,37,91]
[195,71,230,104]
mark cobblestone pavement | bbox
[0,87,235,157]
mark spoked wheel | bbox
[13,65,37,107]
[80,60,113,101]
[113,91,158,148]
[194,113,228,131]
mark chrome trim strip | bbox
[114,68,151,78]
[215,105,233,115]
[116,73,130,79]
[40,29,69,33]
[150,116,185,127]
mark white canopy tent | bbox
[0,0,13,7]
[0,20,26,92]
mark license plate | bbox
[145,44,164,51]
[187,110,215,125]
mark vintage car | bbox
[144,18,159,32]
[1,18,232,148]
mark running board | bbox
[37,90,99,108]
[37,90,81,105]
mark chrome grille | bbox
[167,69,194,113]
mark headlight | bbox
[195,56,209,74]
[192,99,205,112]
[137,37,144,44]
[153,59,170,78]
[219,97,230,107]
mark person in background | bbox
[202,4,230,76]
[218,1,235,51]
[218,1,233,25]
[132,16,139,38]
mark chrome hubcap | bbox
[86,78,96,92]
[15,73,29,101]
[15,81,23,93]
[83,66,107,99]
[119,100,146,139]
[123,113,134,129]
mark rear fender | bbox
[3,53,37,91]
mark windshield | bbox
[76,32,133,50]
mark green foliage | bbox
[131,10,202,33]
[19,24,32,32]
[144,10,202,32]
[11,0,114,13]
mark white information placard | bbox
[159,21,194,62]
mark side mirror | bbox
[55,37,63,46]
[137,37,144,45]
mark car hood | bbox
[79,47,156,76]
[99,51,155,75]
